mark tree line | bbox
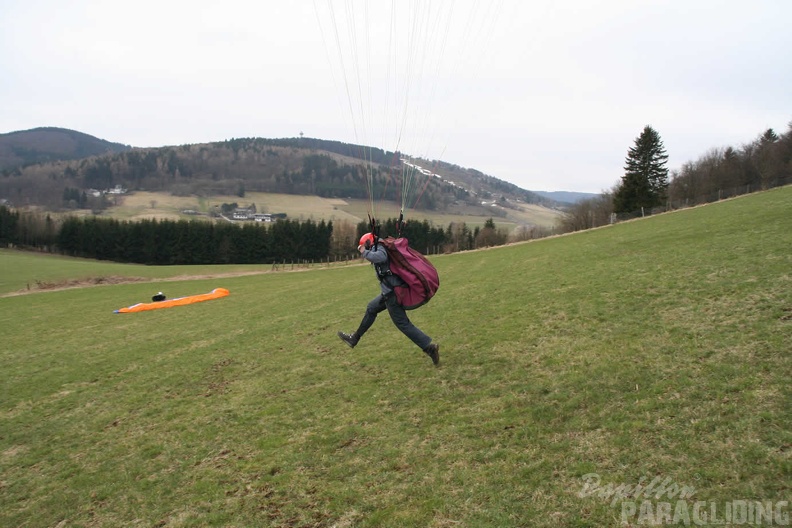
[561,121,792,232]
[57,217,334,265]
[0,208,333,265]
[0,205,514,264]
[353,216,509,256]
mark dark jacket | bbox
[361,243,405,296]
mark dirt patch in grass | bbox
[24,275,149,291]
[1,271,268,297]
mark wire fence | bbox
[611,175,791,224]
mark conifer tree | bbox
[614,125,669,213]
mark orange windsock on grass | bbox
[114,288,230,313]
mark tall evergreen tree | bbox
[0,206,20,247]
[614,125,669,213]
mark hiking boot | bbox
[338,331,359,348]
[423,343,440,366]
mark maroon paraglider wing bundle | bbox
[379,237,439,310]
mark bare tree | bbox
[559,192,614,233]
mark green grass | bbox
[0,250,281,296]
[1,188,790,527]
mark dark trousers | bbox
[356,293,432,350]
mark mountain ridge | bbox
[0,127,568,214]
[0,127,131,171]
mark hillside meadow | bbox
[1,187,790,527]
[78,190,564,232]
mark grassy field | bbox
[89,190,564,231]
[0,250,288,297]
[1,187,790,527]
[113,192,363,225]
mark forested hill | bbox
[0,130,553,212]
[0,127,131,171]
[259,137,548,206]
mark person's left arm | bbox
[361,244,387,265]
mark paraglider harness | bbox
[365,216,387,279]
[366,216,393,281]
[366,214,440,310]
[375,263,394,281]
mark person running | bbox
[338,232,440,366]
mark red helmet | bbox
[359,232,376,249]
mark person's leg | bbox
[384,294,432,350]
[339,295,387,348]
[358,294,387,337]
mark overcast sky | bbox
[2,0,790,193]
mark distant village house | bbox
[232,204,256,220]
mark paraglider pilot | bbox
[338,232,440,366]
